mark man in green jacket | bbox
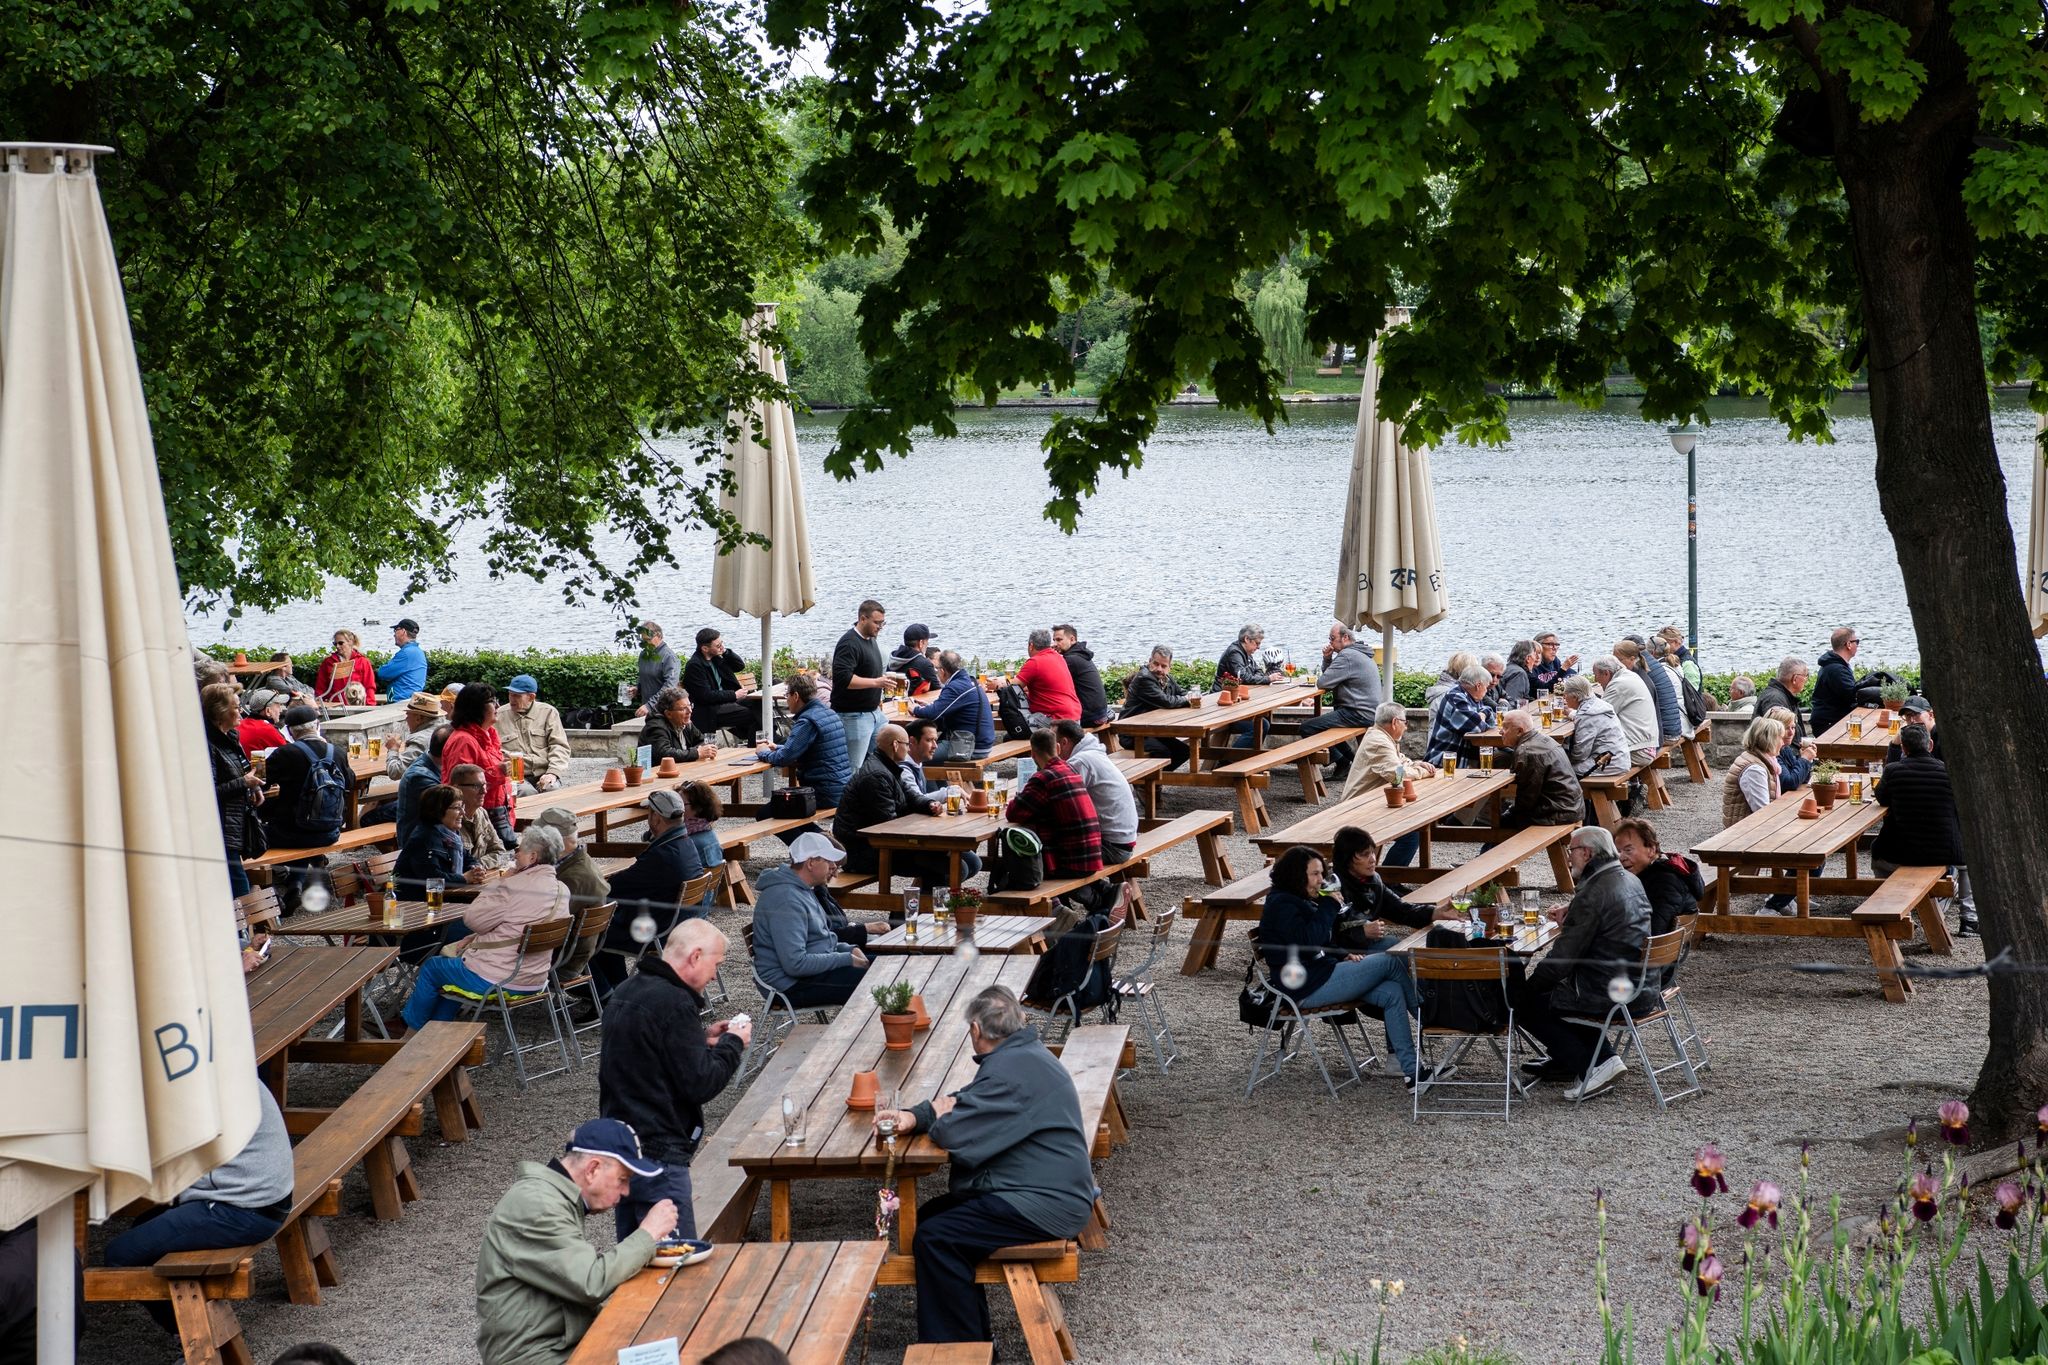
[476,1119,679,1365]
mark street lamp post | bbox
[1668,422,1701,660]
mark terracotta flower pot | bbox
[1402,779,1418,800]
[623,764,644,787]
[846,1069,879,1109]
[601,768,626,792]
[1798,797,1820,819]
[1813,784,1835,809]
[657,756,680,777]
[909,994,931,1030]
[1384,785,1406,808]
[880,1013,916,1051]
[953,905,978,933]
[967,789,991,812]
[1834,776,1852,800]
[233,651,248,665]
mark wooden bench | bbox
[925,738,1032,784]
[986,811,1235,913]
[905,1346,995,1365]
[85,1023,485,1362]
[1581,754,1671,829]
[712,809,839,905]
[1851,865,1954,1003]
[691,1024,824,1241]
[1212,728,1370,833]
[1180,867,1275,975]
[1405,824,1578,904]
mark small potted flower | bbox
[946,888,984,933]
[873,981,917,1050]
[1809,760,1840,808]
[1880,679,1908,713]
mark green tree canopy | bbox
[5,0,807,620]
[771,0,2048,1131]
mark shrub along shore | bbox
[200,644,1923,715]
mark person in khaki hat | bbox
[385,689,450,780]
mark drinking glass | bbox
[1441,755,1458,777]
[876,1092,901,1148]
[781,1094,807,1148]
[425,878,445,914]
[1479,748,1495,770]
[1848,718,1862,739]
[1521,889,1540,927]
[348,735,364,760]
[367,735,383,760]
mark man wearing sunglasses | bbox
[1809,626,1870,735]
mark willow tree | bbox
[771,0,2048,1131]
[3,0,807,617]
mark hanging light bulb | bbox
[1608,974,1635,1004]
[952,940,981,963]
[1280,945,1307,992]
[298,881,331,914]
[630,907,657,945]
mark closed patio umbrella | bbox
[0,145,260,1355]
[2030,414,2047,639]
[1334,308,1450,681]
[709,303,817,736]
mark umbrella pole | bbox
[36,1202,72,1365]
[760,615,775,745]
[1383,626,1397,694]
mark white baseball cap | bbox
[788,832,845,864]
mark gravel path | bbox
[78,758,1988,1364]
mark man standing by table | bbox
[632,621,681,718]
[475,1119,678,1365]
[832,598,899,770]
[498,674,571,793]
[1302,623,1383,780]
[873,986,1096,1348]
[599,919,751,1240]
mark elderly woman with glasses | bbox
[314,628,378,704]
[397,823,570,1034]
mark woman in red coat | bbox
[442,682,514,844]
[314,628,378,704]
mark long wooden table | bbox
[1812,706,1898,766]
[1691,788,1886,918]
[1254,769,1515,869]
[517,755,771,839]
[566,1241,886,1365]
[246,943,396,1102]
[1111,682,1320,782]
[865,914,1054,955]
[1386,918,1562,956]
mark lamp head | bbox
[1668,423,1700,456]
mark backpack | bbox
[995,683,1033,741]
[291,739,349,831]
[1025,909,1116,1018]
[1677,670,1710,728]
[988,826,1044,892]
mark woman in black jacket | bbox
[1329,826,1437,952]
[645,686,712,765]
[393,784,472,961]
[203,683,264,895]
[1613,817,1704,938]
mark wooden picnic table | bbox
[277,896,463,940]
[866,914,1055,955]
[1812,706,1899,766]
[1386,918,1562,955]
[566,1240,886,1365]
[516,754,770,841]
[1472,716,1576,748]
[1691,788,1887,918]
[1110,682,1320,781]
[1253,769,1516,869]
[224,658,293,676]
[245,942,395,1103]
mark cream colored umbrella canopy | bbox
[1334,310,1450,679]
[709,303,817,735]
[0,147,260,1245]
[2030,414,2048,639]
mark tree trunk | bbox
[1835,59,2048,1139]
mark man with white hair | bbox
[1340,701,1437,867]
[1590,655,1659,764]
[1494,709,1583,831]
[1515,826,1651,1099]
[475,1118,678,1365]
[599,919,751,1241]
[1304,622,1384,776]
[1755,657,1810,741]
[1424,664,1496,768]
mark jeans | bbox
[1516,989,1612,1076]
[782,963,870,1010]
[226,854,251,898]
[911,1191,1061,1344]
[401,955,508,1030]
[487,805,515,847]
[1298,954,1419,1078]
[106,1201,286,1330]
[1302,705,1375,769]
[615,1162,696,1243]
[1384,830,1421,869]
[688,831,724,903]
[841,708,882,771]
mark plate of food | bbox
[652,1236,714,1269]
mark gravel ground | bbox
[78,756,1990,1365]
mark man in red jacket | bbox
[1016,628,1081,726]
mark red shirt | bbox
[315,651,377,703]
[237,717,288,758]
[443,723,513,813]
[1016,648,1081,721]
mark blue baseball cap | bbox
[507,674,539,695]
[566,1118,663,1177]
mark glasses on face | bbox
[457,782,485,792]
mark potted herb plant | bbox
[873,981,917,1050]
[1880,679,1908,713]
[1809,760,1841,808]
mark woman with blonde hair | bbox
[315,628,378,703]
[1723,716,1784,827]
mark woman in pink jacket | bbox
[442,682,515,843]
[397,823,569,1031]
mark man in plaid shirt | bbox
[1004,729,1103,877]
[1427,664,1498,768]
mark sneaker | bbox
[1763,894,1797,915]
[1958,914,1978,937]
[1404,1062,1458,1091]
[1564,1055,1628,1100]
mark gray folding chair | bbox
[1570,929,1703,1109]
[1112,906,1180,1074]
[1405,946,1525,1122]
[446,917,575,1089]
[1242,955,1379,1100]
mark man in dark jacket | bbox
[1516,827,1650,1096]
[644,686,714,766]
[598,918,750,1240]
[1808,627,1867,735]
[914,651,996,758]
[874,986,1095,1346]
[887,624,943,695]
[1214,623,1271,687]
[1494,711,1584,830]
[1884,695,1943,762]
[592,788,709,999]
[1756,657,1812,743]
[1118,646,1191,770]
[833,725,950,884]
[682,628,760,743]
[1872,724,1974,933]
[1052,625,1111,726]
[1499,641,1539,707]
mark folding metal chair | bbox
[1242,956,1379,1100]
[1023,922,1125,1049]
[1405,946,1526,1122]
[1112,906,1180,1074]
[554,902,616,1068]
[739,921,810,1082]
[447,917,575,1089]
[1570,929,1702,1109]
[1664,914,1710,1073]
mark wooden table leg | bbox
[896,1175,919,1251]
[1845,842,1860,880]
[1715,867,1731,914]
[948,851,964,894]
[1796,870,1811,917]
[344,989,364,1042]
[1233,780,1264,837]
[876,848,894,899]
[769,1179,791,1241]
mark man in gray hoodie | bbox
[750,833,871,1008]
[873,986,1095,1346]
[1302,622,1384,777]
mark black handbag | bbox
[988,826,1044,892]
[768,787,818,818]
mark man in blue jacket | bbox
[913,650,995,758]
[872,985,1095,1346]
[1809,626,1868,735]
[376,618,429,700]
[755,674,852,805]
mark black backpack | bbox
[292,739,349,831]
[988,826,1044,893]
[1677,671,1710,728]
[1025,909,1116,1018]
[995,683,1033,741]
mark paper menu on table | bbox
[618,1338,680,1365]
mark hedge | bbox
[200,645,1922,714]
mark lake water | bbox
[189,393,2044,672]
